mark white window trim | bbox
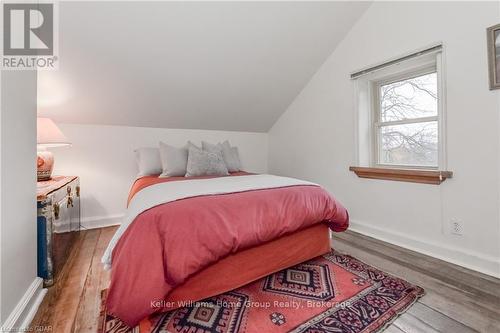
[436,52,447,171]
[353,45,447,171]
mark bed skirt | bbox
[162,223,331,312]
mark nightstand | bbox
[37,176,81,287]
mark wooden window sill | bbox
[349,167,453,185]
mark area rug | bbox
[98,250,424,333]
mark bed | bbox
[102,172,349,327]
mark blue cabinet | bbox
[37,176,80,287]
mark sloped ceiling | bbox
[38,1,370,132]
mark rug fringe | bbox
[373,288,426,333]
[327,250,426,333]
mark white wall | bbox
[1,71,44,327]
[52,124,268,228]
[269,1,500,277]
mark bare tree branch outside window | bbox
[378,72,438,167]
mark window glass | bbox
[380,72,437,122]
[380,121,438,167]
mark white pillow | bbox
[159,142,188,177]
[185,145,229,177]
[221,141,242,172]
[135,147,162,177]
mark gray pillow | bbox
[202,140,242,172]
[185,146,229,177]
[202,141,223,154]
[187,141,202,151]
[158,142,188,177]
[221,141,242,172]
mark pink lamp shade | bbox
[37,117,70,147]
[37,118,71,181]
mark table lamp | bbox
[37,117,71,181]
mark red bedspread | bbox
[107,176,349,327]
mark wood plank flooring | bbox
[333,232,500,333]
[29,227,500,333]
[30,227,114,333]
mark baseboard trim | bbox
[2,277,47,330]
[348,220,500,279]
[80,214,123,230]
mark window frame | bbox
[371,65,440,170]
[350,45,450,184]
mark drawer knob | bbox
[53,203,60,220]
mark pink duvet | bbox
[107,184,349,327]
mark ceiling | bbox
[38,1,370,132]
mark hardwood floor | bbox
[333,232,500,333]
[30,227,500,333]
[30,227,114,333]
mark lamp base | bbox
[37,149,54,181]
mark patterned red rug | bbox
[99,250,424,333]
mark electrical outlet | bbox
[450,218,463,236]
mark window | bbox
[350,45,452,184]
[374,69,438,169]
